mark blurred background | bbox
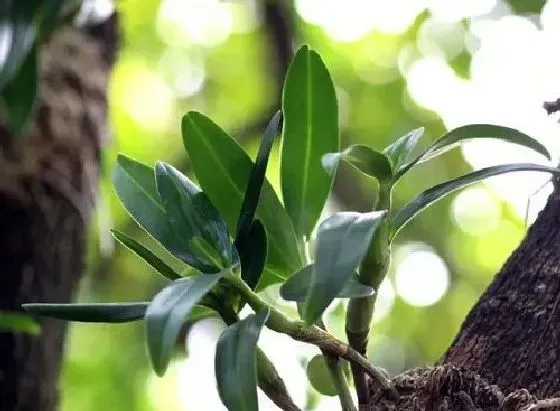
[65,0,560,409]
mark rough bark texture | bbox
[0,16,117,411]
[365,177,560,410]
[441,177,560,399]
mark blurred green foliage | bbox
[60,1,548,410]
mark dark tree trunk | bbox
[366,178,560,410]
[0,16,117,411]
[441,176,560,399]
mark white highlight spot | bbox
[395,244,449,307]
[451,187,501,236]
[157,0,233,46]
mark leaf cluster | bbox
[22,45,559,410]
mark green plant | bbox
[23,45,560,410]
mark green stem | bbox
[224,274,397,399]
[345,183,392,405]
[316,319,356,411]
[323,355,356,411]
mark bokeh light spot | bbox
[112,60,174,132]
[451,186,501,236]
[395,244,449,307]
[157,0,233,46]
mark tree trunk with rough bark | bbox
[366,177,560,410]
[0,16,117,411]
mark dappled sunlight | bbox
[295,0,424,40]
[157,0,233,47]
[394,243,449,307]
[158,50,206,98]
[451,186,501,236]
[112,59,174,133]
[404,4,560,221]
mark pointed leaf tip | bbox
[281,44,340,237]
[235,110,281,254]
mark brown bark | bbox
[0,16,117,411]
[366,174,560,409]
[441,178,560,399]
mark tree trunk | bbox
[366,178,560,409]
[441,176,560,399]
[0,16,117,411]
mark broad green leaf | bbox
[322,145,393,184]
[113,155,183,253]
[23,302,149,323]
[390,163,560,236]
[155,162,238,273]
[281,45,339,238]
[146,272,226,376]
[383,127,424,174]
[235,111,281,254]
[1,44,38,135]
[396,125,551,179]
[240,220,268,291]
[302,211,387,324]
[215,309,269,411]
[0,1,36,91]
[0,310,40,334]
[279,264,374,302]
[182,111,303,286]
[111,229,181,281]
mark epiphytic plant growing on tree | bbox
[24,45,560,410]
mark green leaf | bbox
[235,111,281,254]
[146,271,226,376]
[215,309,269,411]
[279,264,374,302]
[302,211,387,324]
[390,163,560,236]
[111,229,181,281]
[383,127,424,174]
[1,44,38,135]
[23,303,149,323]
[0,1,36,91]
[36,0,68,38]
[0,310,40,334]
[113,155,183,253]
[396,124,551,179]
[155,162,238,273]
[240,220,268,291]
[182,111,303,286]
[306,354,338,397]
[281,45,340,238]
[322,145,393,184]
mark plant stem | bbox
[323,354,357,411]
[316,319,356,411]
[256,349,302,411]
[224,274,398,399]
[210,293,301,411]
[345,183,392,405]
